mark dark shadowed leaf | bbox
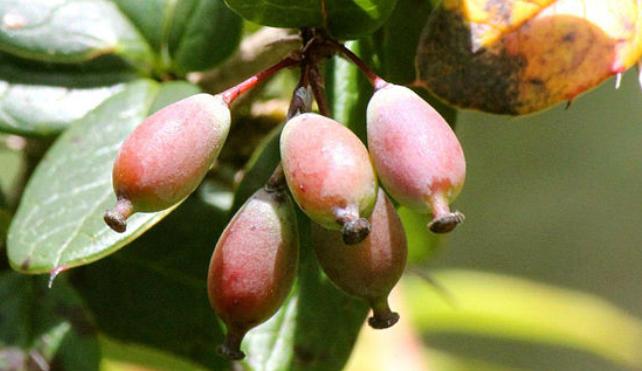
[72,191,231,371]
[223,0,398,39]
[0,272,99,371]
[7,80,201,274]
[0,0,153,71]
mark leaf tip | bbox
[48,265,67,288]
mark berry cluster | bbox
[103,31,466,361]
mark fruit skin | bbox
[280,112,378,244]
[312,189,407,329]
[208,187,299,360]
[367,84,466,233]
[104,93,230,232]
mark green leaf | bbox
[7,80,201,274]
[223,0,398,39]
[374,0,432,85]
[397,206,441,265]
[230,125,281,214]
[100,336,209,371]
[243,212,368,371]
[326,40,373,141]
[112,0,242,74]
[72,192,231,370]
[0,0,153,70]
[373,0,457,124]
[168,0,242,73]
[0,272,99,370]
[0,54,133,136]
[405,270,642,368]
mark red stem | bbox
[221,56,299,105]
[330,40,387,90]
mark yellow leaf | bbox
[417,0,642,114]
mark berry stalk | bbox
[221,55,300,105]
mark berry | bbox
[280,112,377,244]
[208,187,299,360]
[367,84,466,233]
[104,94,231,232]
[312,189,407,329]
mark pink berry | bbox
[104,94,230,232]
[280,113,378,244]
[312,189,407,329]
[208,187,299,360]
[367,84,466,233]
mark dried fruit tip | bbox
[341,218,371,245]
[428,210,465,234]
[103,198,133,233]
[368,298,400,329]
[427,193,464,234]
[217,330,246,361]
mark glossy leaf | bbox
[223,0,398,39]
[112,0,242,74]
[0,0,153,70]
[417,0,642,114]
[169,0,242,73]
[7,80,201,274]
[72,192,231,370]
[0,272,99,370]
[405,270,642,367]
[243,212,368,371]
[0,54,132,136]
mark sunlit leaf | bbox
[418,0,642,114]
[0,54,132,136]
[7,80,201,274]
[405,269,642,367]
[0,0,153,70]
[100,336,208,371]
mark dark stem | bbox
[309,64,331,116]
[221,55,300,106]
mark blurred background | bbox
[345,70,642,371]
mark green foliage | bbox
[6,81,197,273]
[1,1,641,370]
[112,0,242,74]
[0,0,153,68]
[0,272,99,370]
[223,0,398,39]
